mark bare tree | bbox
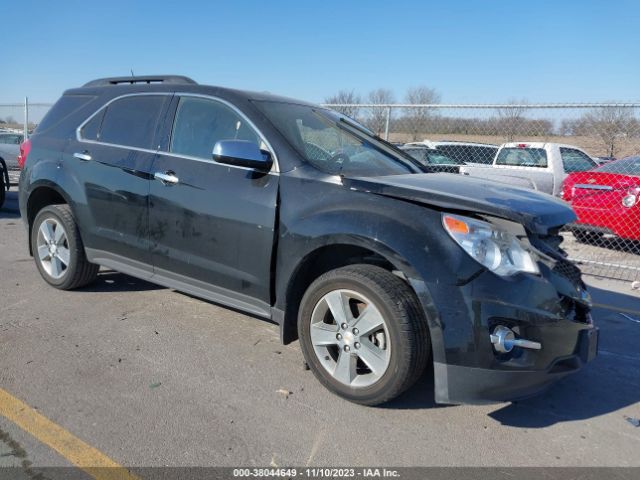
[367,88,395,136]
[496,98,528,141]
[583,106,634,157]
[323,90,362,119]
[404,86,441,141]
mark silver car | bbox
[0,131,23,207]
[0,131,23,169]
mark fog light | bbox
[490,326,542,353]
[622,194,637,208]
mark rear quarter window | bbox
[35,95,96,134]
[495,148,548,168]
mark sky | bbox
[1,0,639,105]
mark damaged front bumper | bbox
[434,318,598,405]
[425,250,598,405]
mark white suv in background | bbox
[404,140,498,166]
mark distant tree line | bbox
[324,86,440,140]
[324,90,638,154]
[559,106,639,157]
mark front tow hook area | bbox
[490,325,542,353]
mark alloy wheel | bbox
[36,218,70,280]
[309,289,391,388]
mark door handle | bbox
[154,171,179,185]
[73,151,92,161]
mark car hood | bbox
[345,173,576,235]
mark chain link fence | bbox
[2,99,640,282]
[0,99,54,184]
[323,103,640,283]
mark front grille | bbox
[530,231,566,260]
[530,229,584,288]
[553,258,583,287]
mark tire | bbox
[298,264,430,405]
[0,172,5,209]
[573,230,601,244]
[31,204,99,290]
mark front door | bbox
[148,95,278,316]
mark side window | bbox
[436,145,464,162]
[560,147,597,173]
[403,148,428,163]
[477,147,498,164]
[0,135,22,144]
[90,96,166,149]
[169,97,261,160]
[80,109,105,141]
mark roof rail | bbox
[83,75,197,87]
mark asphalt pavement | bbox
[1,188,639,476]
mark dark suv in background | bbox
[19,76,598,405]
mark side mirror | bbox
[212,140,273,171]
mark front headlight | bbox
[622,193,637,208]
[442,213,540,277]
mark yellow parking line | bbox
[0,387,139,480]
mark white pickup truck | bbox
[459,142,598,196]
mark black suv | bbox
[19,76,598,405]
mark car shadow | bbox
[78,270,164,293]
[73,272,640,423]
[380,366,453,410]
[0,190,21,219]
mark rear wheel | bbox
[298,264,430,405]
[31,205,99,289]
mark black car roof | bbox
[65,75,317,107]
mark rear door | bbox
[148,95,278,316]
[68,94,172,272]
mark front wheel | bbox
[31,204,99,290]
[298,264,430,405]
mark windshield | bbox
[254,101,420,176]
[595,156,640,176]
